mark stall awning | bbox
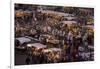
[27,43,47,48]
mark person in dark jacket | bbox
[25,56,30,65]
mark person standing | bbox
[25,56,31,65]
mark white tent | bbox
[82,25,94,29]
[38,9,74,17]
[62,21,77,26]
[43,48,61,53]
[86,25,94,29]
[27,43,47,48]
[16,37,31,45]
[50,48,61,52]
[88,45,94,50]
[63,16,76,20]
[43,49,52,52]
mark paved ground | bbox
[15,53,28,65]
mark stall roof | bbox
[82,25,94,29]
[16,37,31,44]
[88,45,94,50]
[64,16,76,20]
[38,9,74,17]
[25,36,39,42]
[43,48,61,52]
[86,25,94,29]
[62,21,77,25]
[50,48,61,52]
[27,43,47,48]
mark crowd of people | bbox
[15,4,94,65]
[25,48,62,64]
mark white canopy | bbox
[16,37,31,45]
[25,36,39,41]
[64,16,76,20]
[50,48,61,52]
[27,43,47,48]
[82,25,94,29]
[43,49,52,52]
[43,48,61,53]
[88,45,94,50]
[38,9,74,17]
[86,25,94,29]
[62,21,77,26]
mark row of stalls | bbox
[15,36,62,61]
[15,8,94,61]
[15,10,32,17]
[15,35,94,61]
[37,9,76,21]
[16,8,73,24]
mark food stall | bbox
[46,38,59,44]
[15,37,32,52]
[82,25,94,33]
[61,21,77,27]
[15,10,32,17]
[43,48,62,62]
[15,37,31,46]
[27,43,47,55]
